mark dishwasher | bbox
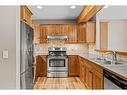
[104,70,127,89]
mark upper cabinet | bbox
[77,24,86,43]
[67,24,77,43]
[33,23,95,44]
[77,22,96,43]
[40,25,48,43]
[42,24,67,36]
[20,6,33,27]
[38,24,77,44]
[86,22,96,43]
[32,24,41,44]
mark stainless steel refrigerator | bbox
[20,21,34,89]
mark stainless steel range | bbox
[47,47,68,77]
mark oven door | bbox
[47,57,68,71]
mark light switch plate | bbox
[3,50,8,59]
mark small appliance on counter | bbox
[47,47,68,77]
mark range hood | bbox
[47,36,67,40]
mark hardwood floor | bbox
[34,77,86,89]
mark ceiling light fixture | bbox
[70,6,76,9]
[37,6,43,9]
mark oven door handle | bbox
[48,57,67,60]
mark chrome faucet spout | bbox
[112,51,117,62]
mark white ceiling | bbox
[28,6,84,20]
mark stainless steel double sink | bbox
[95,58,126,65]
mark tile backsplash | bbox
[34,43,89,56]
[34,42,127,62]
[88,43,96,54]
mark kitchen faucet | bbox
[112,51,117,63]
[103,51,117,63]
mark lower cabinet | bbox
[34,55,47,82]
[68,55,78,76]
[85,67,93,89]
[92,72,103,89]
[79,62,85,83]
[78,56,104,89]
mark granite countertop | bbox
[35,52,127,80]
[75,53,127,81]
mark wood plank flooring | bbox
[34,77,86,89]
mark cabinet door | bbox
[86,22,95,43]
[40,25,47,43]
[93,71,103,89]
[85,68,93,89]
[20,6,32,26]
[45,25,67,36]
[32,24,40,44]
[35,55,47,78]
[67,24,77,43]
[46,25,53,36]
[54,25,60,35]
[68,56,78,76]
[77,24,86,43]
[79,63,85,83]
[59,25,67,36]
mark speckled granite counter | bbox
[69,53,127,81]
[35,52,127,80]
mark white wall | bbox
[0,6,20,89]
[96,6,127,51]
[108,21,127,51]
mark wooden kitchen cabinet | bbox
[68,55,78,76]
[59,24,68,36]
[32,24,41,44]
[67,24,77,43]
[78,56,86,83]
[78,56,103,89]
[85,67,93,89]
[85,59,103,89]
[44,25,53,36]
[79,63,85,83]
[77,22,96,43]
[86,22,96,43]
[20,6,33,27]
[40,25,48,43]
[77,24,86,43]
[35,22,95,44]
[39,24,78,43]
[92,71,103,89]
[41,24,68,36]
[53,25,61,36]
[35,55,47,82]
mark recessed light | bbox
[37,6,43,9]
[70,6,76,9]
[103,6,109,9]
